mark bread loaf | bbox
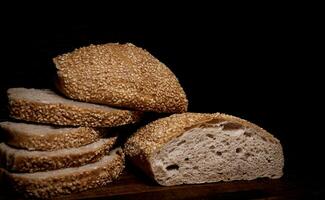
[125,113,284,186]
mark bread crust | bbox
[0,137,117,173]
[0,121,105,151]
[54,43,188,113]
[8,88,142,127]
[124,113,284,183]
[5,148,125,199]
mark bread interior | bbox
[151,121,284,186]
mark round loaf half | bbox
[124,113,284,186]
[53,43,188,113]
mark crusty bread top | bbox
[54,43,188,113]
[124,113,279,158]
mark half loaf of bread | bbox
[125,113,284,186]
[4,148,125,199]
[0,121,104,151]
[8,88,142,127]
[54,43,188,113]
[0,137,116,173]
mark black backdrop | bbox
[0,6,323,195]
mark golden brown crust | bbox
[0,122,104,151]
[5,148,125,199]
[54,43,188,113]
[0,138,117,173]
[124,112,280,176]
[8,96,142,127]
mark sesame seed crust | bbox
[124,112,280,175]
[54,43,188,113]
[0,121,105,151]
[8,88,142,127]
[5,148,125,199]
[0,137,117,173]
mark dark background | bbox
[0,4,323,198]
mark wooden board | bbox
[0,168,310,200]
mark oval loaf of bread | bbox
[125,113,284,186]
[54,43,188,113]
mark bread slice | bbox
[0,137,116,173]
[8,88,142,127]
[4,148,125,199]
[124,113,284,186]
[0,121,105,151]
[54,43,188,113]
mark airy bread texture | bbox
[0,121,104,151]
[8,88,142,127]
[124,113,284,186]
[5,148,125,199]
[54,43,188,113]
[0,138,116,173]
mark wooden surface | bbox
[0,168,315,200]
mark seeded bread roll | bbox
[54,43,188,113]
[0,121,104,151]
[0,137,116,173]
[5,148,125,199]
[8,88,142,127]
[125,113,284,186]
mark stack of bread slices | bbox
[0,43,188,198]
[0,86,142,198]
[0,43,284,198]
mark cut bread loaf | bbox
[8,88,142,127]
[0,137,117,173]
[0,121,104,151]
[4,148,125,199]
[125,113,284,186]
[54,43,188,113]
